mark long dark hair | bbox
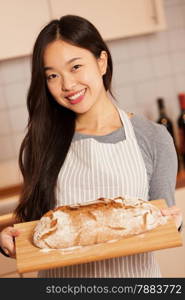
[15,15,115,222]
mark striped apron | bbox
[38,105,161,278]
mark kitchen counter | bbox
[176,170,185,189]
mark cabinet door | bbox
[0,0,50,60]
[48,0,166,41]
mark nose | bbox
[61,74,77,91]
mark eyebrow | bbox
[44,57,82,71]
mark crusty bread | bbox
[33,197,167,249]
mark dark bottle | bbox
[157,98,180,172]
[177,93,185,168]
[157,98,175,139]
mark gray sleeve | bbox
[131,115,178,207]
[148,124,178,206]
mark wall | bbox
[0,0,185,186]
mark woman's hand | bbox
[0,226,20,258]
[160,206,183,230]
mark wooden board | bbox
[14,199,183,274]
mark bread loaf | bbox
[33,197,167,249]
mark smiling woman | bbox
[14,14,116,222]
[0,15,182,278]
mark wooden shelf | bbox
[0,184,22,199]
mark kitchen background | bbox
[0,0,185,277]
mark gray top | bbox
[73,114,178,207]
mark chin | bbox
[71,107,89,115]
[71,102,94,114]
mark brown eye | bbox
[46,74,58,81]
[72,65,82,71]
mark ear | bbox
[97,51,108,76]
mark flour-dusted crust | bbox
[33,197,167,249]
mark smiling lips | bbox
[65,89,86,104]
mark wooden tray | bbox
[14,199,183,274]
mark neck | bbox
[75,95,121,133]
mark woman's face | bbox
[43,40,107,114]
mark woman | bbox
[0,15,182,277]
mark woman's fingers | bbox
[160,206,183,229]
[2,240,16,258]
[161,206,181,216]
[0,227,21,258]
[3,227,21,236]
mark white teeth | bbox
[67,89,85,101]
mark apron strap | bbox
[115,105,136,140]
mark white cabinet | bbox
[48,0,166,41]
[0,0,50,61]
[0,0,166,60]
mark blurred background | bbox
[0,0,184,277]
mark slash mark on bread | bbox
[51,219,58,227]
[108,225,126,230]
[40,228,57,240]
[87,211,97,221]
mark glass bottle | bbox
[177,93,185,169]
[157,98,175,139]
[157,98,180,172]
